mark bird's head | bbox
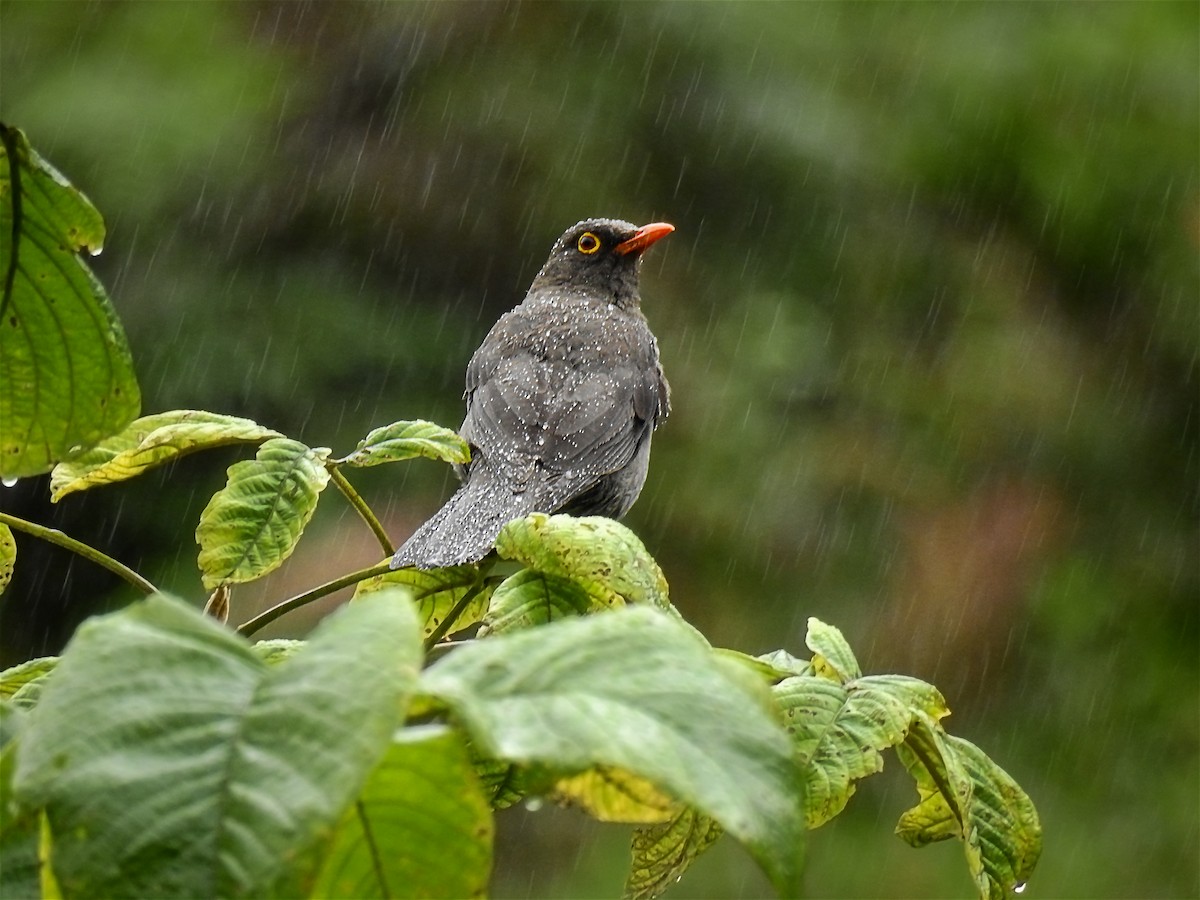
[530,218,674,308]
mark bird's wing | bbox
[541,359,656,475]
[461,306,665,504]
[460,350,548,490]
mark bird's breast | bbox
[492,293,646,368]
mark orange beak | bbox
[615,222,675,256]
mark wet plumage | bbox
[391,218,672,569]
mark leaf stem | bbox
[235,559,394,638]
[327,464,395,556]
[1,125,23,318]
[904,722,967,832]
[0,511,158,596]
[423,566,495,651]
[355,799,392,899]
[424,638,469,664]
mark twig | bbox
[422,572,494,651]
[0,511,158,595]
[236,560,393,638]
[327,465,395,556]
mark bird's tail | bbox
[391,469,532,569]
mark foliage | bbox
[0,129,1042,898]
[2,11,1195,895]
[0,125,140,480]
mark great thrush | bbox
[391,218,673,569]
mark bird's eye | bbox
[576,232,601,254]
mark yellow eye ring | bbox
[576,232,601,254]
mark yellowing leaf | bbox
[50,410,280,501]
[0,523,13,596]
[555,767,676,824]
[495,514,669,609]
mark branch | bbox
[327,465,395,557]
[235,560,393,638]
[422,569,496,651]
[0,511,158,596]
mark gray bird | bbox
[391,218,673,569]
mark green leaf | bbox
[303,724,493,899]
[625,806,723,900]
[896,712,1042,900]
[49,410,281,501]
[12,590,422,898]
[354,564,493,639]
[554,766,676,824]
[494,514,670,609]
[756,649,814,678]
[482,569,599,635]
[0,702,40,900]
[0,125,140,479]
[775,673,947,828]
[37,814,59,900]
[0,522,13,596]
[250,639,305,665]
[718,647,810,684]
[467,757,559,810]
[0,658,56,707]
[195,437,331,589]
[337,419,470,468]
[422,607,805,896]
[804,617,862,682]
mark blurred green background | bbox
[2,2,1196,896]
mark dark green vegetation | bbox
[1,126,1038,897]
[0,125,1032,897]
[1,2,1196,896]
